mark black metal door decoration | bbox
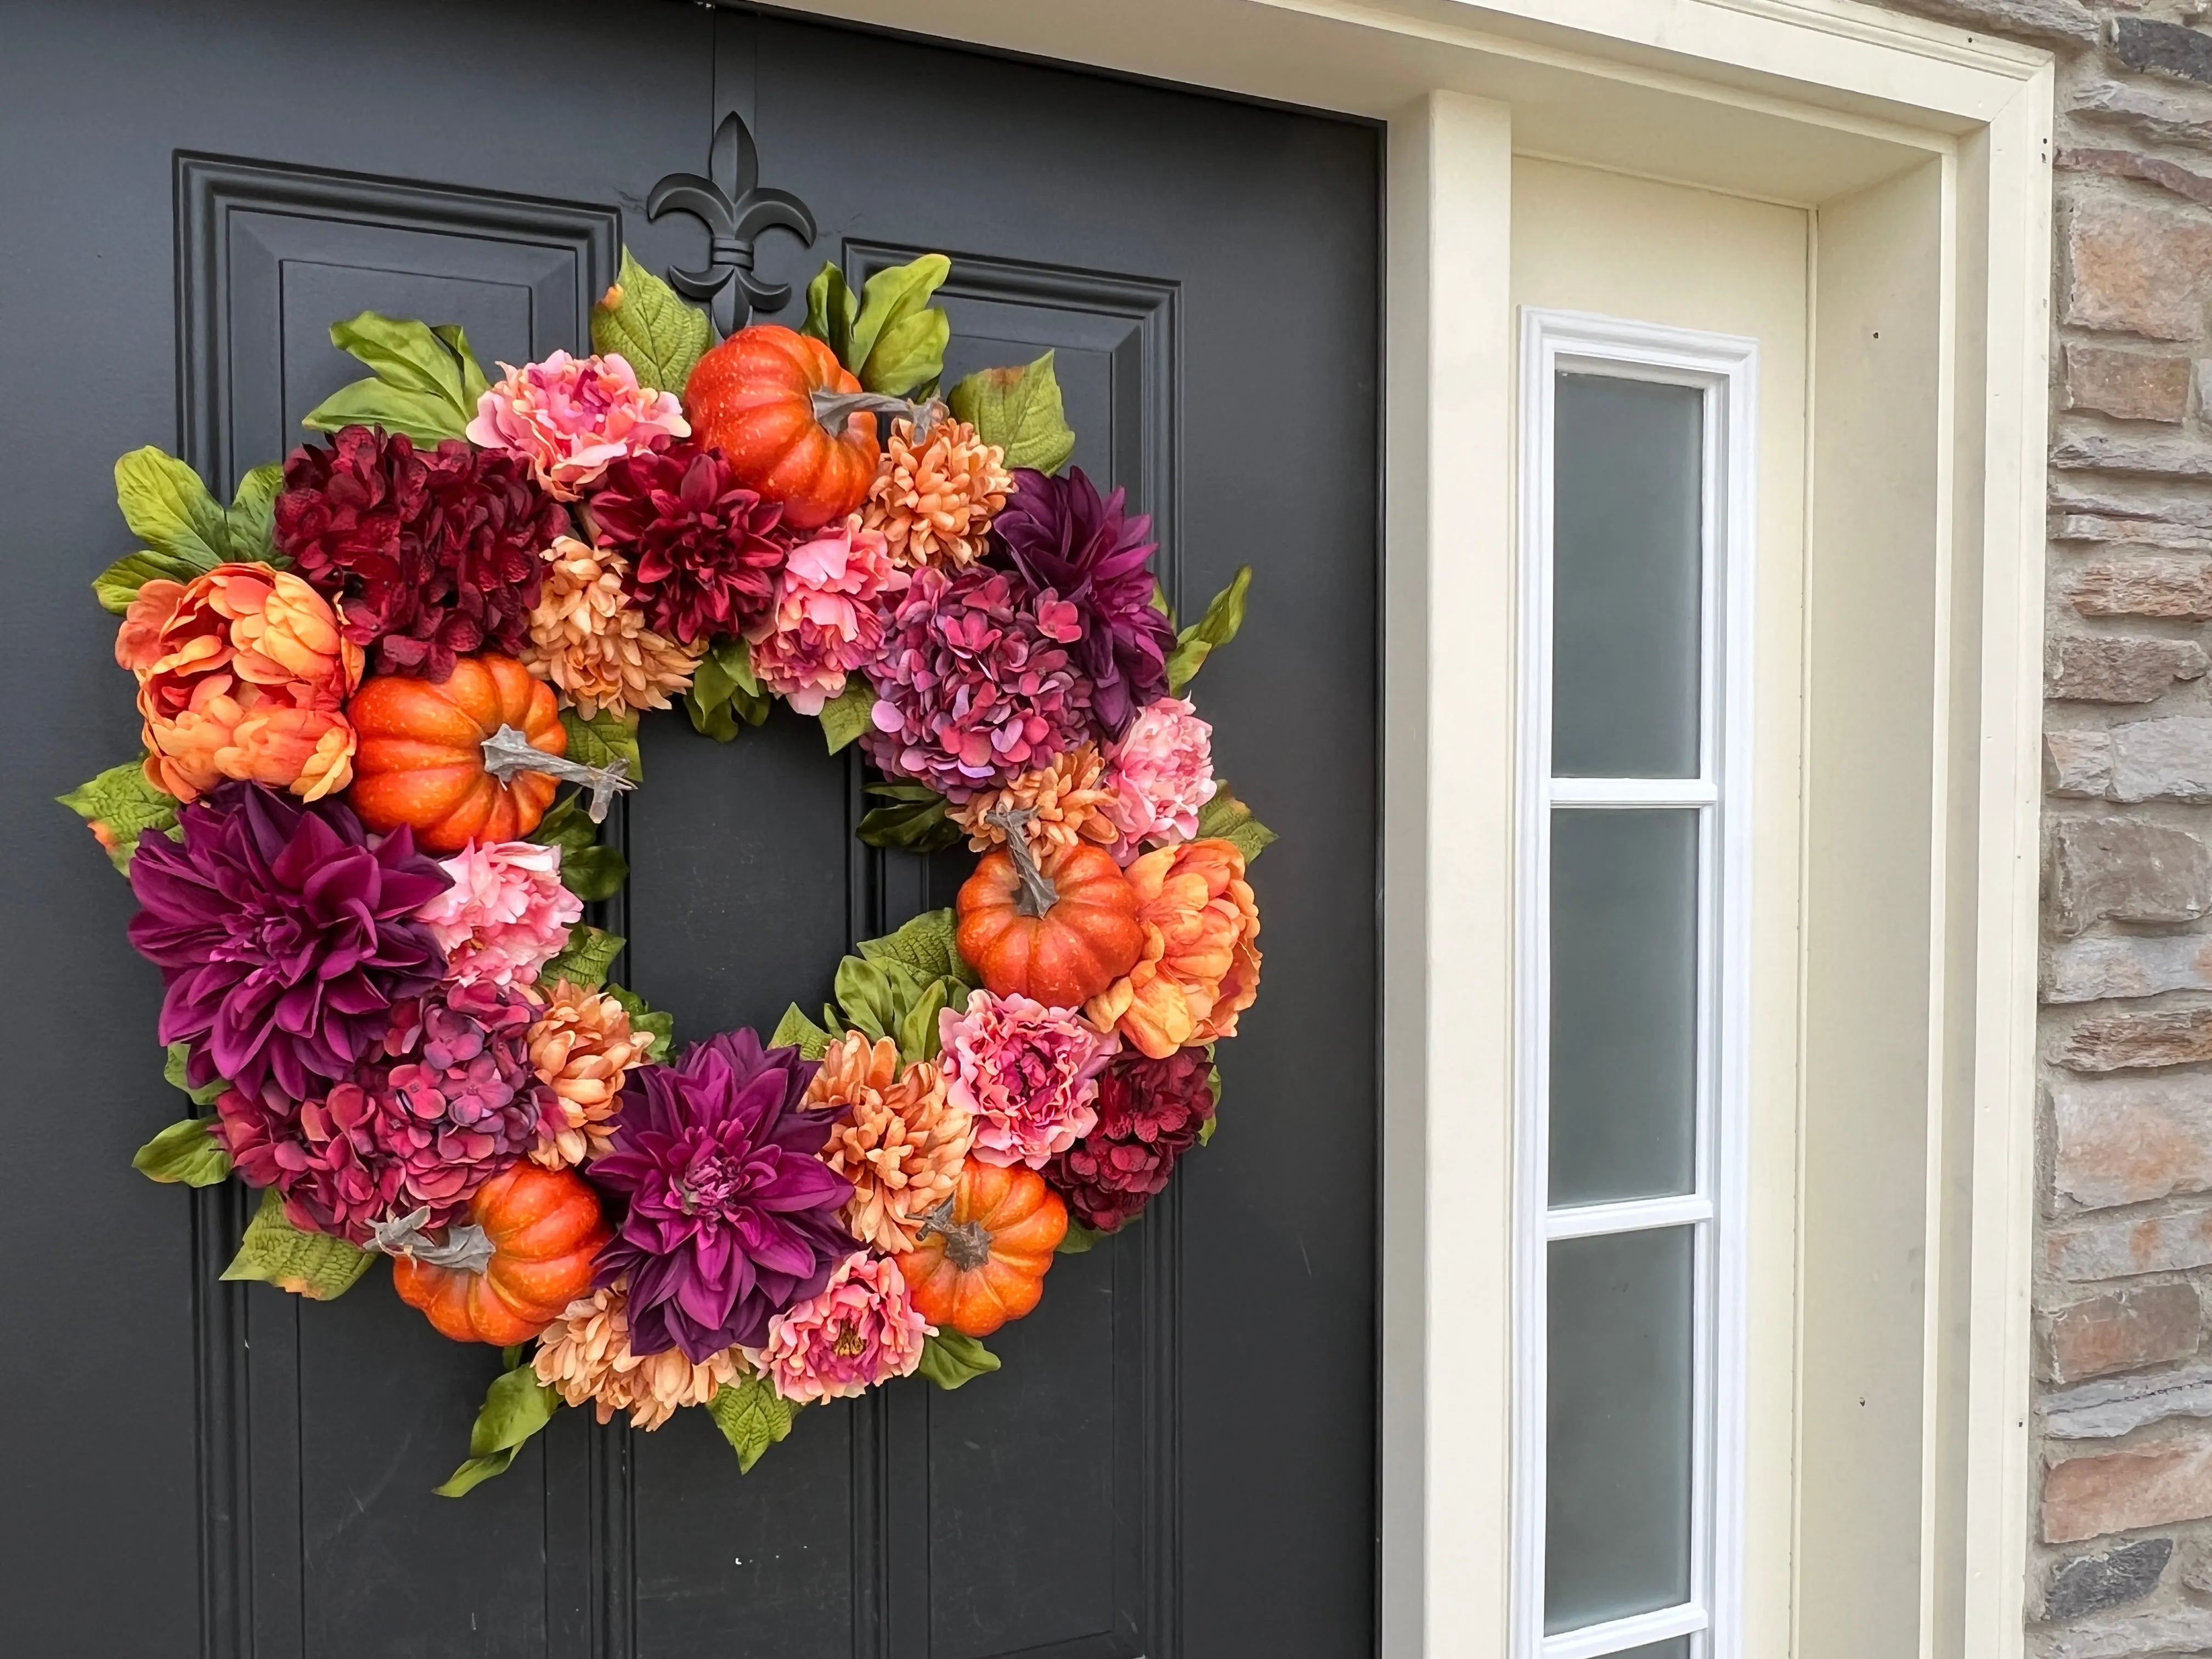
[647,110,816,335]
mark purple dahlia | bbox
[860,563,1094,802]
[585,441,786,646]
[591,1029,854,1361]
[127,781,449,1100]
[215,979,553,1241]
[1042,1047,1216,1233]
[989,466,1173,737]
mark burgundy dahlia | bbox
[591,1029,854,1362]
[989,466,1173,737]
[1042,1047,1216,1233]
[861,563,1094,802]
[216,979,555,1241]
[127,781,449,1101]
[273,424,562,680]
[586,442,786,646]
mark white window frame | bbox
[1513,311,1759,1659]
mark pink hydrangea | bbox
[745,514,908,715]
[937,989,1118,1168]
[465,350,689,500]
[757,1251,932,1402]
[414,839,582,986]
[1101,696,1218,856]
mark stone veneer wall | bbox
[1876,0,2212,1645]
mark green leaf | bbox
[91,549,201,614]
[947,352,1077,476]
[818,678,877,754]
[847,254,950,392]
[543,924,624,990]
[684,637,769,741]
[916,1332,1001,1391]
[436,1360,561,1497]
[1199,1058,1221,1144]
[115,447,229,569]
[770,1003,836,1061]
[221,1188,373,1300]
[527,793,629,902]
[1195,782,1277,864]
[132,1116,230,1186]
[592,248,714,396]
[832,956,911,1045]
[855,908,977,991]
[164,1040,226,1108]
[560,706,644,782]
[605,981,675,1062]
[802,261,858,367]
[1198,1113,1218,1147]
[860,307,950,399]
[224,462,286,562]
[57,761,180,871]
[856,783,964,853]
[1057,1219,1107,1255]
[708,1373,799,1473]
[895,977,951,1065]
[302,312,487,444]
[1164,566,1252,691]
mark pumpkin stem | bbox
[365,1206,498,1276]
[480,724,637,822]
[986,808,1058,918]
[918,1199,994,1272]
[810,389,942,440]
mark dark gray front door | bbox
[0,3,1379,1654]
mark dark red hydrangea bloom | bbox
[585,442,786,646]
[274,424,562,680]
[989,466,1173,737]
[217,979,555,1242]
[1043,1047,1216,1233]
[127,782,449,1101]
[591,1029,854,1362]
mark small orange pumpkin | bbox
[957,837,1146,1009]
[683,324,880,530]
[895,1160,1068,1338]
[347,652,564,853]
[391,1164,611,1346]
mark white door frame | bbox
[772,2,2055,1653]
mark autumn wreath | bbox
[63,250,1268,1491]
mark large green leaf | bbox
[817,679,876,753]
[222,1188,373,1300]
[895,977,951,1065]
[847,254,951,394]
[224,462,286,563]
[1195,783,1277,864]
[685,636,769,742]
[770,1003,836,1061]
[592,248,714,396]
[916,1333,1000,1391]
[604,981,675,1062]
[856,782,964,853]
[559,706,644,782]
[301,312,488,443]
[1164,566,1252,691]
[947,352,1076,476]
[92,550,200,614]
[528,792,629,902]
[802,261,859,366]
[115,447,229,569]
[164,1040,225,1108]
[707,1373,799,1473]
[56,761,179,871]
[132,1117,231,1186]
[542,924,625,990]
[436,1359,562,1497]
[1057,1219,1108,1255]
[855,908,977,991]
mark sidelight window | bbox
[1514,312,1757,1659]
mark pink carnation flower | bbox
[757,1251,932,1402]
[937,989,1117,1168]
[745,514,907,715]
[414,839,582,987]
[1101,696,1217,856]
[466,350,689,500]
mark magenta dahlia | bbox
[585,442,786,646]
[861,563,1093,801]
[1042,1047,1216,1233]
[989,467,1173,736]
[126,781,449,1100]
[215,979,555,1241]
[274,425,563,680]
[590,1029,854,1362]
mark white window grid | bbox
[1513,309,1759,1659]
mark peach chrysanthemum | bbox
[949,743,1118,856]
[533,1280,742,1430]
[808,1032,972,1252]
[860,416,1013,570]
[526,978,652,1168]
[520,536,700,719]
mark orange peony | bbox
[1085,837,1261,1059]
[118,564,364,802]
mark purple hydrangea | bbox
[127,781,450,1100]
[591,1029,855,1362]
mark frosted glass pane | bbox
[1551,372,1702,778]
[1545,1228,1695,1634]
[1549,809,1699,1205]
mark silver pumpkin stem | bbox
[984,808,1058,918]
[365,1206,498,1275]
[480,724,635,822]
[809,389,943,441]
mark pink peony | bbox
[936,989,1118,1168]
[414,839,582,986]
[1101,696,1218,856]
[757,1251,932,1402]
[744,514,908,715]
[465,351,689,500]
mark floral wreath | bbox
[64,250,1269,1492]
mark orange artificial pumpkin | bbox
[392,1164,612,1345]
[957,838,1146,1009]
[347,652,564,853]
[684,324,880,530]
[895,1160,1068,1338]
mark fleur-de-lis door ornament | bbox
[647,109,817,336]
